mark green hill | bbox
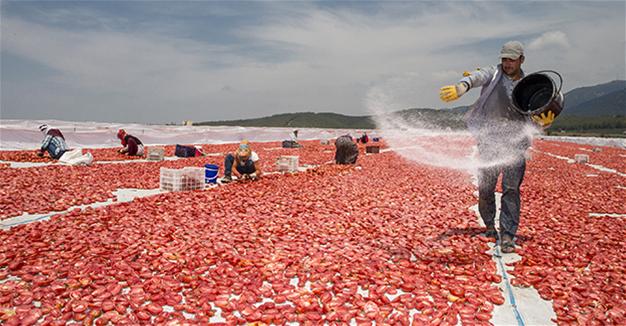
[547,81,625,136]
[563,88,625,117]
[196,109,469,130]
[381,108,467,129]
[562,80,626,110]
[196,112,376,129]
[196,80,625,136]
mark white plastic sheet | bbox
[58,148,94,166]
[0,119,371,150]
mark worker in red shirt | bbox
[117,129,144,156]
[360,132,369,144]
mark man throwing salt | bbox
[439,41,556,253]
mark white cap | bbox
[500,41,524,60]
[38,124,49,134]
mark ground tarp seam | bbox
[494,242,526,326]
[469,172,554,325]
[1,188,162,230]
[533,149,626,177]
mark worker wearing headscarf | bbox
[117,129,144,156]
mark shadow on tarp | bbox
[436,227,532,244]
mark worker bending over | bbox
[37,124,68,159]
[117,129,144,156]
[222,141,263,183]
[334,134,358,164]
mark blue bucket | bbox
[205,164,219,184]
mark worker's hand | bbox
[462,68,480,77]
[532,111,556,127]
[439,82,469,102]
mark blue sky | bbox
[1,1,625,123]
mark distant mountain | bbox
[195,81,625,135]
[380,107,467,129]
[196,109,468,130]
[563,88,625,117]
[550,85,626,134]
[563,80,625,109]
[197,112,376,129]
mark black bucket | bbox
[512,70,563,117]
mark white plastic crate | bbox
[160,167,206,192]
[574,154,589,164]
[276,155,299,172]
[147,146,165,161]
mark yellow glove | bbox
[439,82,468,102]
[463,68,479,77]
[532,111,556,127]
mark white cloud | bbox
[1,2,624,123]
[527,31,571,51]
[1,17,253,98]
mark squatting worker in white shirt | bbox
[221,140,263,183]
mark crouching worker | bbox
[117,129,144,156]
[37,124,93,165]
[282,129,301,148]
[37,124,68,159]
[221,141,262,183]
[360,132,369,144]
[335,134,358,164]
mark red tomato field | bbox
[0,139,624,325]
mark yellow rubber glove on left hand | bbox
[440,82,468,102]
[532,111,556,127]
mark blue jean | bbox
[224,154,256,176]
[46,142,66,160]
[478,157,526,238]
